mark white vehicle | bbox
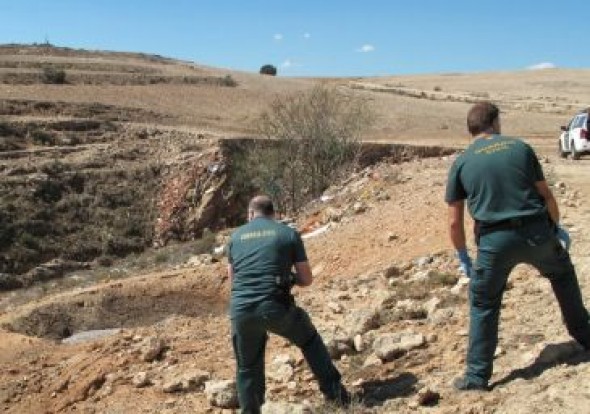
[559,110,589,160]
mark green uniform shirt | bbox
[445,135,546,223]
[228,217,307,318]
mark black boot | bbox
[324,383,352,407]
[452,376,489,392]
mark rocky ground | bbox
[1,151,589,414]
[1,44,589,414]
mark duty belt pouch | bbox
[274,273,296,308]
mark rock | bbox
[415,256,433,267]
[161,370,210,393]
[429,308,454,326]
[352,202,367,214]
[362,354,383,368]
[451,276,470,295]
[327,302,343,314]
[353,335,364,352]
[187,254,215,266]
[373,332,426,362]
[262,402,312,414]
[494,347,505,358]
[141,337,166,362]
[268,363,294,383]
[163,398,176,408]
[132,372,151,388]
[394,300,427,320]
[416,388,440,406]
[162,379,183,393]
[62,329,121,345]
[322,207,344,223]
[409,270,430,282]
[387,233,398,242]
[375,191,390,201]
[325,332,353,359]
[345,308,381,336]
[204,380,239,409]
[271,354,295,366]
[184,370,211,390]
[424,297,441,317]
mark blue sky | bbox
[0,0,587,77]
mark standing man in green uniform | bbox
[227,195,350,413]
[445,102,590,391]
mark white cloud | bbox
[273,33,283,41]
[281,59,292,68]
[303,33,311,39]
[356,44,375,53]
[527,62,557,70]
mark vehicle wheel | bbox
[558,140,567,158]
[571,142,580,160]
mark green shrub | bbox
[154,252,169,264]
[41,66,66,84]
[220,74,237,87]
[31,130,56,146]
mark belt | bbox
[477,213,549,235]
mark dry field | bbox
[1,45,590,413]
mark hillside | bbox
[1,45,590,414]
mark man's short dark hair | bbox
[249,195,275,216]
[467,102,500,136]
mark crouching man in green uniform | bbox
[445,102,590,391]
[227,195,350,413]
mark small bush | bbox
[31,130,56,146]
[238,86,375,213]
[259,64,277,76]
[220,75,237,87]
[41,66,66,84]
[154,252,169,264]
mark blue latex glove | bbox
[556,225,571,251]
[457,248,473,277]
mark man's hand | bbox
[556,225,571,251]
[457,248,473,277]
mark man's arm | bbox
[448,200,473,276]
[227,264,233,284]
[535,180,560,224]
[294,261,313,287]
[448,200,467,250]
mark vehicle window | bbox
[573,116,586,129]
[567,117,575,130]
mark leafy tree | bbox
[259,64,277,76]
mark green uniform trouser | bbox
[467,218,590,386]
[231,300,342,414]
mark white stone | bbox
[204,380,239,409]
[353,334,364,352]
[132,372,151,388]
[373,332,426,362]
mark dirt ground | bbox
[1,45,590,413]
